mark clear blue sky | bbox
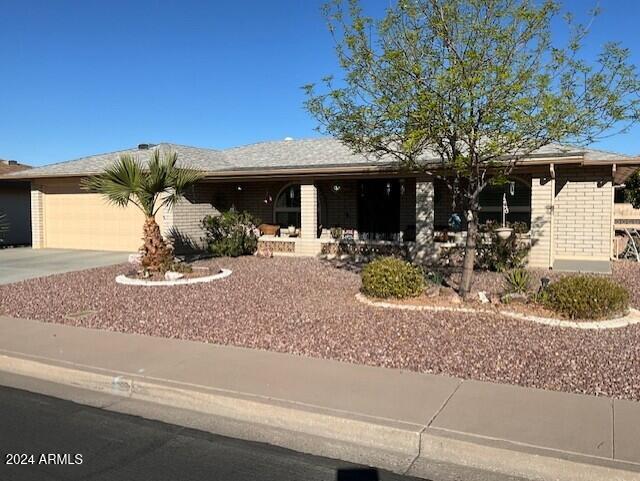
[0,0,638,166]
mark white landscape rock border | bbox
[355,292,640,330]
[116,268,232,287]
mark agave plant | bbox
[83,149,203,272]
[503,268,531,294]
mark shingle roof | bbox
[0,160,31,175]
[5,144,228,179]
[3,138,637,179]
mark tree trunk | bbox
[459,212,478,299]
[140,216,173,272]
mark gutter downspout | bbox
[611,164,616,260]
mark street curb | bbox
[1,352,639,481]
[0,353,421,455]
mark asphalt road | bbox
[0,385,425,481]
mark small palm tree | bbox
[83,149,203,272]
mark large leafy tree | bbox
[83,149,203,272]
[304,0,640,298]
[623,170,640,208]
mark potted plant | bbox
[496,193,514,240]
[330,227,343,240]
[496,226,514,240]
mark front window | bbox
[274,184,301,228]
[478,179,532,228]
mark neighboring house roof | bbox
[2,138,638,180]
[0,160,31,175]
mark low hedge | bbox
[541,275,629,320]
[361,257,425,299]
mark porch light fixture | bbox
[263,191,272,204]
[332,183,341,193]
[289,186,295,199]
[509,181,515,196]
[236,185,243,191]
[399,179,405,196]
[385,181,392,196]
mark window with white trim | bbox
[274,184,301,228]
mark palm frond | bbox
[85,148,202,218]
[82,154,151,214]
[161,167,205,211]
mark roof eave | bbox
[7,154,640,181]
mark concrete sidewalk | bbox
[0,316,638,481]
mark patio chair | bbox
[619,228,640,262]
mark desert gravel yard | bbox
[1,256,640,401]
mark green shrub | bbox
[541,276,629,320]
[361,256,425,299]
[503,269,531,294]
[476,221,530,272]
[201,210,260,257]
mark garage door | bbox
[43,181,152,252]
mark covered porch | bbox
[168,163,615,271]
[255,177,534,260]
[169,174,535,262]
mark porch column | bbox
[30,183,45,249]
[413,180,435,263]
[300,181,318,239]
[528,175,554,268]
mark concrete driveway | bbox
[0,248,128,284]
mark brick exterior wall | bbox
[528,167,614,267]
[170,181,289,250]
[300,182,318,239]
[30,183,44,248]
[553,167,613,261]
[413,180,435,262]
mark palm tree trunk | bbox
[140,216,173,272]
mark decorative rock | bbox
[426,286,440,298]
[255,247,273,258]
[448,293,462,305]
[501,293,528,304]
[478,291,490,304]
[164,271,184,281]
[128,253,142,265]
